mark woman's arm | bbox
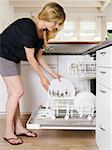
[37,48,61,79]
[24,46,50,90]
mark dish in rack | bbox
[48,77,76,99]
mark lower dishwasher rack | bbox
[27,105,96,130]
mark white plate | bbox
[74,91,95,105]
[74,91,96,116]
[48,78,75,98]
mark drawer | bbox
[96,46,112,67]
[96,67,112,89]
[96,123,112,150]
[96,84,112,131]
[96,83,112,150]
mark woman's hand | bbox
[37,51,62,81]
[51,72,62,81]
[40,75,50,91]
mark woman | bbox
[0,2,66,145]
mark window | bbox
[49,18,101,41]
[50,21,76,41]
[79,21,96,41]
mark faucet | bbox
[45,46,55,53]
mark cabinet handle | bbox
[100,71,106,74]
[50,66,56,68]
[100,125,106,131]
[50,66,57,69]
[100,90,106,93]
[100,51,106,56]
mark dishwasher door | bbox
[26,105,96,130]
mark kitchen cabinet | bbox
[0,76,7,113]
[20,55,58,113]
[96,46,112,150]
[96,84,112,150]
[96,46,112,68]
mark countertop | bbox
[82,39,112,55]
[21,40,112,65]
[43,40,112,55]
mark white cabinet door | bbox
[58,55,90,92]
[96,83,112,150]
[96,46,112,68]
[0,76,7,113]
[20,56,57,113]
[96,67,112,90]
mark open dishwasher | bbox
[27,57,96,130]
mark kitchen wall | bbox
[0,0,15,33]
[1,1,112,39]
[14,3,112,20]
[10,2,112,41]
[103,3,112,22]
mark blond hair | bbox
[37,2,66,48]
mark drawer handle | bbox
[100,52,106,56]
[100,125,106,131]
[100,90,106,93]
[50,66,56,69]
[100,71,106,74]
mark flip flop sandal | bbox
[4,137,23,145]
[16,130,37,137]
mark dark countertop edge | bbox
[48,41,101,44]
[43,52,84,55]
[82,41,112,55]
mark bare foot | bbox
[15,127,37,137]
